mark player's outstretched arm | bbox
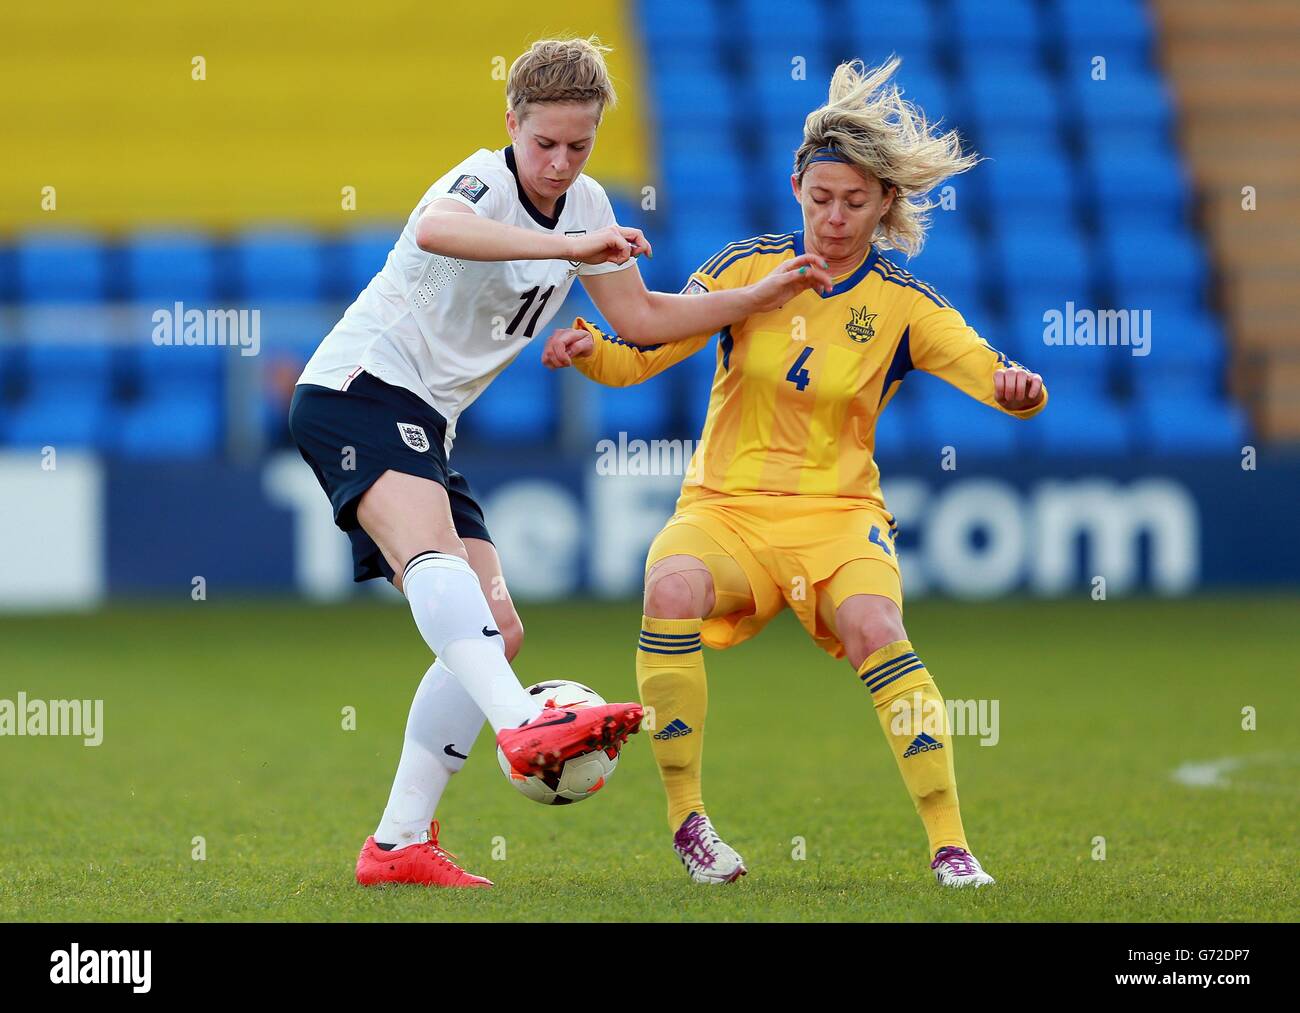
[416,199,648,265]
[581,253,834,346]
[541,318,707,386]
[910,301,1048,418]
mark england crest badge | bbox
[397,423,431,452]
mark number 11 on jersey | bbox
[507,285,555,338]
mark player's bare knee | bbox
[839,596,907,667]
[644,570,703,619]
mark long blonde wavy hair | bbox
[794,57,979,257]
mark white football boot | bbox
[931,846,996,888]
[673,811,747,884]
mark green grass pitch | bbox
[1,595,1295,922]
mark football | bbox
[496,680,622,805]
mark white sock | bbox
[374,659,485,848]
[402,551,542,732]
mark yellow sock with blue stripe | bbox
[858,639,968,856]
[636,616,707,830]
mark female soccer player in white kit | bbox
[289,37,834,886]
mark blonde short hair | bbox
[507,37,618,121]
[795,57,979,257]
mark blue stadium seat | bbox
[953,0,1044,67]
[17,233,107,303]
[966,69,1062,132]
[1069,71,1173,132]
[758,132,802,199]
[672,210,762,283]
[985,152,1081,231]
[737,0,829,53]
[0,340,18,393]
[638,0,724,49]
[0,245,16,303]
[891,69,956,126]
[1104,227,1207,308]
[844,0,939,61]
[636,237,688,294]
[338,228,398,298]
[595,371,675,436]
[750,56,835,129]
[977,124,1065,163]
[7,344,114,450]
[130,339,226,402]
[1031,388,1132,454]
[910,225,981,295]
[1137,394,1249,454]
[1007,298,1106,367]
[997,229,1094,304]
[234,230,326,301]
[1115,310,1224,397]
[22,344,114,403]
[1087,142,1189,227]
[662,131,748,211]
[949,294,1001,343]
[252,304,338,358]
[1056,0,1154,69]
[124,232,217,303]
[461,356,559,444]
[654,79,740,135]
[911,375,1022,456]
[3,398,108,449]
[114,388,222,458]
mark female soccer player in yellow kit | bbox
[543,57,1046,887]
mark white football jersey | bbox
[298,145,632,453]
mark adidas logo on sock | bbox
[653,718,694,741]
[903,732,943,758]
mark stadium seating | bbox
[0,0,1250,461]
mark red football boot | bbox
[355,820,492,888]
[496,702,644,777]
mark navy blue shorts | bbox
[288,371,491,583]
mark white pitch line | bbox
[1172,758,1243,788]
[1172,753,1300,793]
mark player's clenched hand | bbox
[541,328,594,368]
[566,225,652,266]
[743,253,835,312]
[994,366,1044,410]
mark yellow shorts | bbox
[645,495,902,659]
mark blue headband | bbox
[804,146,849,167]
[800,145,898,192]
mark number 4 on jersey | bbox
[786,346,813,391]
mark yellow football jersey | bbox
[573,231,1047,510]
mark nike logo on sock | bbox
[443,744,468,760]
[482,626,501,638]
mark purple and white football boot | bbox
[931,846,996,888]
[673,811,747,884]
